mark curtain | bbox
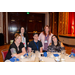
[68,12,75,34]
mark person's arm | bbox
[39,41,43,53]
[61,42,64,47]
[28,42,32,53]
[28,47,32,53]
[11,47,26,58]
[49,43,52,46]
[40,47,43,53]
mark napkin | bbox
[9,56,16,62]
[23,53,28,57]
[53,54,59,57]
[9,56,20,62]
[16,58,20,61]
[44,52,47,57]
[69,52,75,57]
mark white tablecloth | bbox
[5,53,75,62]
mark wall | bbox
[49,12,58,36]
[6,12,8,44]
[1,12,50,44]
[0,12,3,33]
[30,12,49,26]
[45,12,49,25]
[52,12,58,36]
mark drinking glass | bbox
[61,50,65,62]
[50,48,55,58]
[31,50,34,57]
[28,48,32,58]
[47,50,51,57]
[34,50,39,62]
[54,56,61,62]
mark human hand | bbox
[11,53,18,58]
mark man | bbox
[28,33,43,53]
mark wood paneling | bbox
[49,12,53,33]
[58,12,69,35]
[53,12,58,36]
[0,13,1,27]
[8,12,45,43]
[27,13,45,40]
[49,12,58,36]
[3,12,6,44]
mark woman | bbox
[48,35,65,52]
[38,25,53,52]
[19,27,29,50]
[5,33,26,60]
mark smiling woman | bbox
[48,35,65,52]
[5,33,26,60]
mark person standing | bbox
[19,27,29,50]
[38,25,53,52]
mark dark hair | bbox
[43,25,51,35]
[33,33,38,36]
[51,35,60,46]
[19,27,26,37]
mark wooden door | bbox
[8,12,45,43]
[8,12,27,43]
[27,13,45,41]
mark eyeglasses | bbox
[52,37,56,39]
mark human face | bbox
[21,27,25,34]
[33,34,38,41]
[15,36,22,44]
[52,36,57,43]
[45,27,49,33]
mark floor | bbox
[0,44,74,62]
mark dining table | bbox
[5,52,75,62]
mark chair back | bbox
[1,49,8,61]
[71,48,75,53]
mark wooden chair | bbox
[1,49,8,61]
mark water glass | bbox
[31,50,34,56]
[47,50,51,57]
[34,50,39,62]
[54,56,61,62]
[61,50,65,62]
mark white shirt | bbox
[38,32,53,49]
[20,33,26,47]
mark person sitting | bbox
[5,33,26,60]
[28,32,43,53]
[48,35,65,52]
